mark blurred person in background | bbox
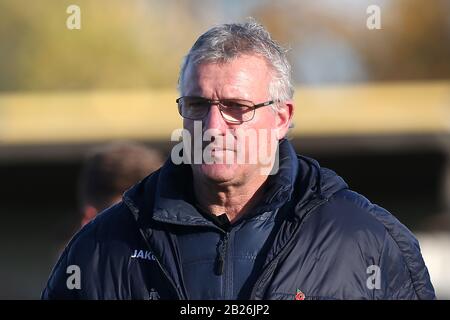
[77,141,163,227]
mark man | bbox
[77,141,163,227]
[42,21,435,300]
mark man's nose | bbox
[203,103,228,132]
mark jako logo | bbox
[131,249,156,261]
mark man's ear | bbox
[275,100,294,140]
[81,205,98,227]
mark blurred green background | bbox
[1,0,450,91]
[0,0,449,299]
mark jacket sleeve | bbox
[41,221,97,299]
[41,246,77,300]
[372,206,436,300]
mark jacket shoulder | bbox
[318,189,435,299]
[69,201,138,258]
[42,201,140,299]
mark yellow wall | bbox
[0,81,449,145]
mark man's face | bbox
[181,54,291,185]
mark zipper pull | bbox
[216,255,225,276]
[215,234,229,276]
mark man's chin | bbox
[193,163,239,183]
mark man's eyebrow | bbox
[208,96,252,101]
[220,97,249,100]
[187,95,249,101]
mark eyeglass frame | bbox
[176,96,276,124]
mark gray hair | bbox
[178,19,294,110]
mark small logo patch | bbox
[148,288,160,300]
[295,289,305,300]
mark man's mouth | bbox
[210,147,234,152]
[203,143,235,152]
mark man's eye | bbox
[189,101,209,108]
[224,101,248,109]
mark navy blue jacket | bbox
[42,140,435,300]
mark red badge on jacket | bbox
[295,289,305,300]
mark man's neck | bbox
[193,173,268,224]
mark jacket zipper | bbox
[225,231,233,299]
[216,232,229,276]
[216,231,235,299]
[250,198,328,299]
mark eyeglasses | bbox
[176,96,275,124]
